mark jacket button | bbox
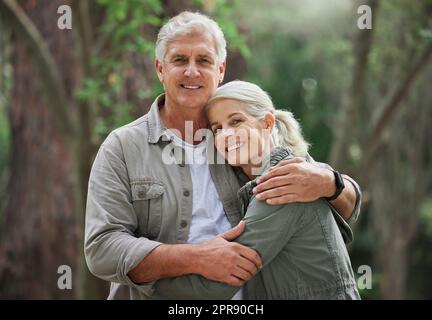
[180,220,188,228]
[183,190,190,197]
[138,190,146,199]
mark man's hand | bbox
[253,157,335,205]
[195,221,262,287]
[127,222,262,286]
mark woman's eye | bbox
[231,119,242,125]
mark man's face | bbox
[156,31,226,111]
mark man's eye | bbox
[173,58,186,64]
[199,59,212,65]
[231,119,242,125]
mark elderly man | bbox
[84,11,361,300]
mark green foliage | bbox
[0,63,11,173]
[369,0,431,91]
[97,0,163,56]
[419,28,432,42]
[0,103,10,225]
[0,25,12,225]
[208,0,251,58]
[76,0,165,138]
[420,198,432,237]
[0,104,10,171]
[246,34,337,161]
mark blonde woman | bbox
[154,80,360,299]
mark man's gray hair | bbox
[155,11,227,63]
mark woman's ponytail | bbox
[273,109,309,157]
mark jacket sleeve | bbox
[84,132,162,297]
[154,197,308,299]
[341,175,362,226]
[306,154,362,227]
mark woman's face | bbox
[207,99,274,167]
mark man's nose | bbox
[184,62,200,77]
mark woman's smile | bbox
[227,141,246,152]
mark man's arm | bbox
[128,222,262,285]
[252,157,361,223]
[85,132,162,296]
[85,132,261,296]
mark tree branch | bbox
[72,0,93,75]
[359,43,432,175]
[0,0,77,142]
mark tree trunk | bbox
[329,0,378,169]
[369,86,430,299]
[0,0,112,299]
[378,237,408,299]
[0,0,78,298]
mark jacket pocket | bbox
[131,179,165,239]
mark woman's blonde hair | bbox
[207,80,309,157]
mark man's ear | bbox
[155,59,164,83]
[264,113,276,130]
[218,61,226,84]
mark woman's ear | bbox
[264,113,276,130]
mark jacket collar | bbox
[147,94,169,144]
[237,146,294,211]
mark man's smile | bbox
[180,84,203,90]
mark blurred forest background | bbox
[0,0,431,299]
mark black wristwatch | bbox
[325,170,345,201]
